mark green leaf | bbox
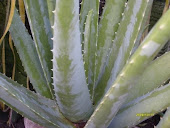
[47,0,56,26]
[109,83,170,128]
[126,51,170,103]
[53,0,93,122]
[9,9,52,98]
[24,0,54,98]
[85,9,170,128]
[156,107,170,128]
[94,0,153,105]
[94,0,127,100]
[80,0,99,44]
[0,73,74,128]
[80,0,99,99]
[131,1,153,54]
[83,9,99,99]
[14,47,27,87]
[83,10,94,97]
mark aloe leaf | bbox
[15,48,27,87]
[85,9,170,128]
[126,51,170,103]
[80,0,99,44]
[94,0,126,93]
[0,73,74,128]
[9,10,52,98]
[94,0,153,105]
[109,83,170,128]
[131,3,152,55]
[47,0,56,26]
[80,0,99,98]
[83,10,94,98]
[53,0,93,122]
[24,0,54,98]
[156,107,170,128]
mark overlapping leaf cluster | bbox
[0,0,170,128]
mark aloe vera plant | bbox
[0,0,170,128]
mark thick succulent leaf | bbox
[15,48,27,87]
[126,51,170,103]
[131,0,153,54]
[109,83,170,128]
[24,0,54,98]
[94,0,153,105]
[47,0,56,26]
[53,0,93,122]
[80,0,99,43]
[156,107,170,128]
[84,10,93,67]
[80,0,99,98]
[85,9,170,128]
[83,10,95,98]
[9,10,52,98]
[94,0,126,93]
[0,73,74,128]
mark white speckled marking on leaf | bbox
[140,41,160,57]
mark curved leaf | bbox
[53,0,93,122]
[24,0,54,98]
[80,0,99,44]
[94,0,127,99]
[0,73,74,128]
[85,9,170,128]
[80,0,99,99]
[83,9,98,99]
[126,51,170,103]
[94,0,153,105]
[10,10,52,98]
[83,9,93,92]
[109,83,170,128]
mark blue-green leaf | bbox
[24,0,54,98]
[80,0,99,44]
[10,10,52,98]
[94,0,153,105]
[53,0,93,122]
[109,83,170,128]
[80,0,99,99]
[0,73,74,128]
[47,0,56,26]
[94,0,127,94]
[85,9,170,128]
[126,52,170,103]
